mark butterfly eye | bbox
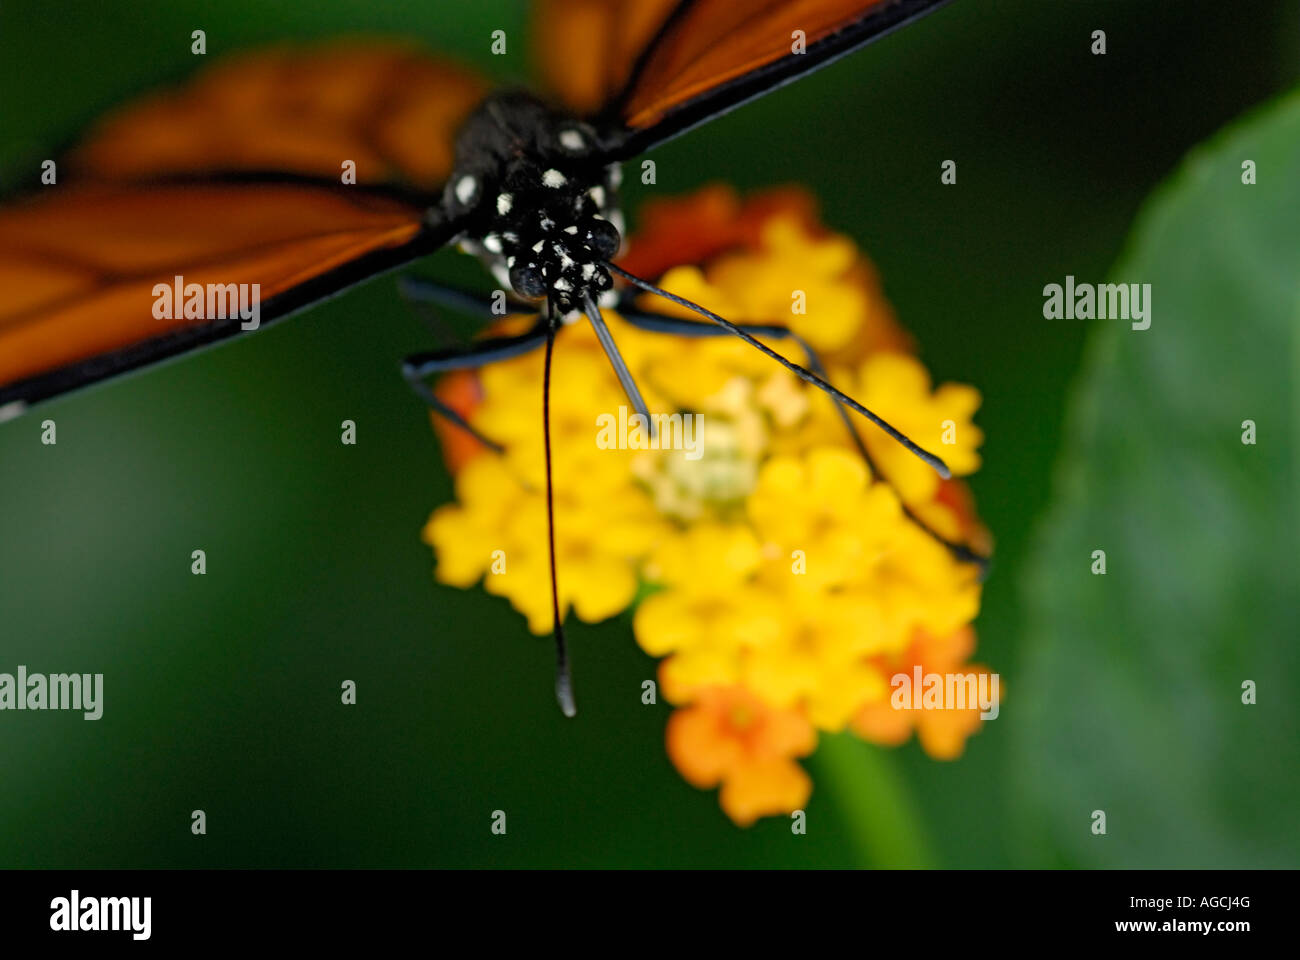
[582,217,620,260]
[508,260,548,299]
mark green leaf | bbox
[1014,91,1300,867]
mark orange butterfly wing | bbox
[72,42,487,190]
[535,0,950,154]
[0,182,438,405]
[533,0,681,117]
[0,44,486,410]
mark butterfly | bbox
[0,0,969,715]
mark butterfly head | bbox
[445,92,624,315]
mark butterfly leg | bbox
[401,317,548,453]
[396,274,552,450]
[398,274,535,316]
[400,275,656,433]
[618,306,989,576]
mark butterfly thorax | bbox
[443,91,624,315]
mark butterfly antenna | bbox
[828,390,992,578]
[606,262,951,479]
[543,297,577,717]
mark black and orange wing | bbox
[533,0,683,118]
[535,0,953,157]
[0,181,448,412]
[70,43,486,190]
[0,43,487,415]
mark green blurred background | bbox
[1,0,1297,867]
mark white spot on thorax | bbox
[551,241,576,271]
[455,175,477,205]
[496,192,513,215]
[559,129,586,151]
[542,168,567,188]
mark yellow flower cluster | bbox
[424,186,995,826]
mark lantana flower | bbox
[666,685,816,828]
[423,184,995,826]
